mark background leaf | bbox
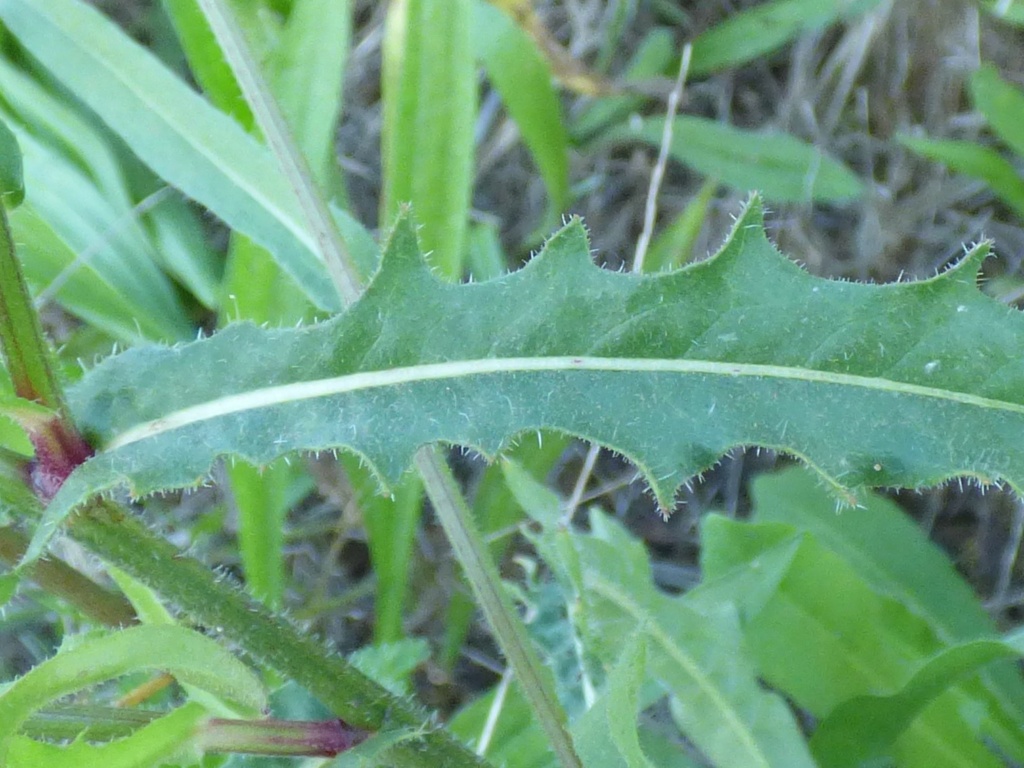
[472,0,569,235]
[382,0,475,278]
[900,135,1024,220]
[0,0,342,310]
[604,116,863,203]
[689,0,884,76]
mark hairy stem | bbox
[416,446,581,768]
[68,500,488,768]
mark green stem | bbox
[21,705,160,742]
[0,205,64,412]
[68,500,488,768]
[0,204,93,499]
[415,446,582,768]
[0,524,136,627]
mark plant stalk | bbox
[0,523,136,627]
[415,446,581,768]
[67,500,488,768]
[0,205,64,413]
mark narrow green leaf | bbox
[901,135,1024,220]
[972,64,1024,161]
[29,197,1024,564]
[690,0,883,76]
[473,0,569,233]
[345,457,423,644]
[606,115,864,202]
[604,117,863,203]
[0,117,23,208]
[644,178,717,272]
[0,0,341,310]
[9,206,166,344]
[146,192,224,311]
[382,0,475,278]
[0,56,132,207]
[227,459,291,608]
[0,625,266,761]
[12,121,193,342]
[571,28,676,143]
[162,0,255,127]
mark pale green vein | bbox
[105,355,1024,451]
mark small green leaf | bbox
[972,64,1024,160]
[901,135,1024,220]
[349,639,430,697]
[604,116,863,203]
[811,640,1023,768]
[751,468,1024,761]
[572,636,652,768]
[690,0,883,76]
[0,117,23,208]
[699,516,1024,766]
[572,514,816,768]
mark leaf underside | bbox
[28,196,1024,559]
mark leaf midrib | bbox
[104,354,1024,450]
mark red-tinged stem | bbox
[202,717,369,757]
[0,203,94,500]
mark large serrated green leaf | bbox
[25,196,1024,562]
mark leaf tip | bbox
[378,207,431,280]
